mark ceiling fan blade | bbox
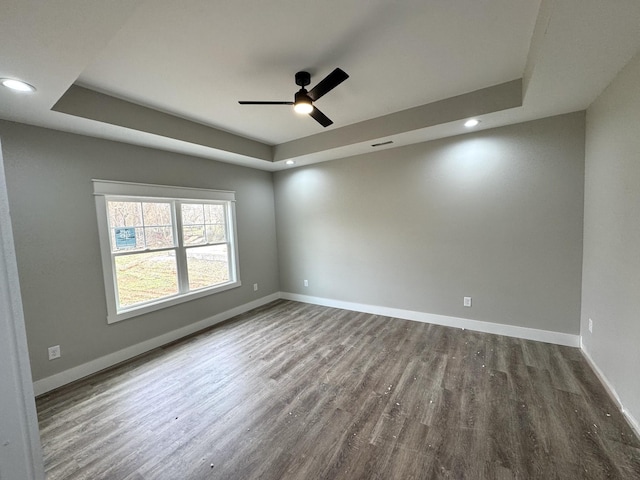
[238,101,293,105]
[309,106,333,127]
[308,68,349,101]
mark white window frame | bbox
[93,180,241,324]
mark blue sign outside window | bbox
[115,227,136,248]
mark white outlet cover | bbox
[48,345,61,360]
[463,297,472,307]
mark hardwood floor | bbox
[37,300,640,479]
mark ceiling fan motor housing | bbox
[295,71,311,87]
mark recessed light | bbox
[1,78,36,93]
[285,160,295,166]
[464,119,479,128]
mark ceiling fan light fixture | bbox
[293,90,313,114]
[294,102,313,114]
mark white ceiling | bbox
[1,0,640,171]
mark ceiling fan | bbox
[238,68,349,127]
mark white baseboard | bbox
[580,338,640,439]
[33,292,280,396]
[281,292,580,347]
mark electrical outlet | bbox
[588,318,593,333]
[48,345,61,360]
[463,297,472,307]
[253,283,258,291]
[304,279,309,287]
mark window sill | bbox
[106,280,241,324]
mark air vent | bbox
[371,140,393,147]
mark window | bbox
[93,180,240,323]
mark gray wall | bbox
[275,113,585,334]
[0,121,279,382]
[582,51,640,425]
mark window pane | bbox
[181,203,204,225]
[142,202,171,226]
[115,251,178,307]
[144,226,174,249]
[206,224,226,243]
[108,201,142,227]
[183,225,206,245]
[204,204,225,224]
[186,245,229,290]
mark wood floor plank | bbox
[37,300,640,479]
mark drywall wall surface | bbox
[582,51,640,426]
[0,121,279,382]
[275,112,585,334]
